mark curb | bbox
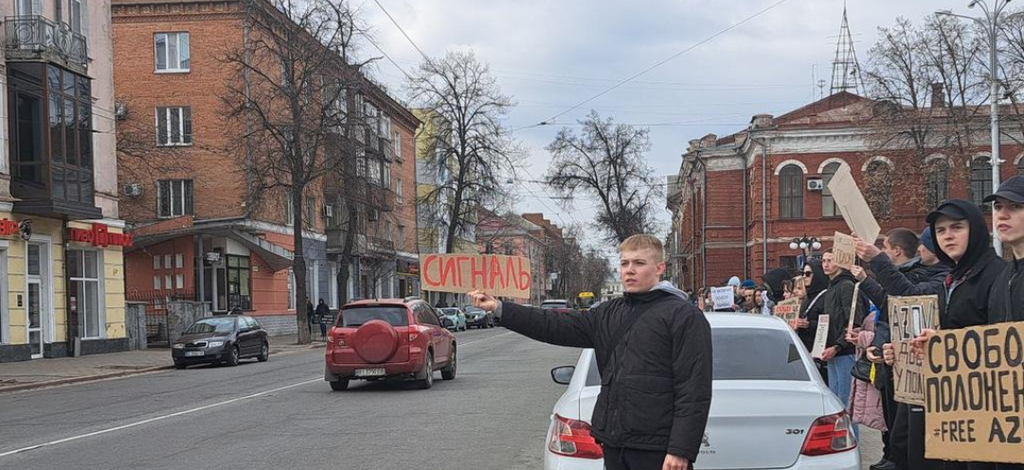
[0,343,326,394]
[0,364,176,394]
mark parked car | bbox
[172,315,269,369]
[464,306,495,328]
[439,307,467,331]
[325,298,457,391]
[544,313,859,470]
[540,299,574,314]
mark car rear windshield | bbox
[583,327,807,386]
[712,328,808,381]
[542,302,567,309]
[340,306,409,327]
[186,317,236,334]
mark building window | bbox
[287,269,296,310]
[1017,158,1024,175]
[386,220,393,243]
[779,256,798,273]
[305,196,315,228]
[69,0,84,34]
[155,32,191,72]
[156,107,192,146]
[396,177,404,203]
[393,130,401,158]
[778,164,804,219]
[69,250,102,339]
[383,162,391,187]
[16,0,36,15]
[284,192,294,226]
[226,255,252,310]
[158,180,193,218]
[398,225,405,249]
[927,159,949,211]
[970,157,993,207]
[821,162,842,217]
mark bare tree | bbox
[545,111,662,243]
[221,0,372,343]
[408,50,519,255]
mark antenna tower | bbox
[830,5,863,96]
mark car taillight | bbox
[547,414,603,459]
[408,326,425,342]
[800,411,857,456]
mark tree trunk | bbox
[293,186,310,344]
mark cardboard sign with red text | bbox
[772,299,801,323]
[419,254,532,299]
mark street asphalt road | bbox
[0,325,883,470]
[0,327,571,470]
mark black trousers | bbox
[603,447,688,470]
[880,373,897,460]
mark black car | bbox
[172,315,269,369]
[464,306,495,328]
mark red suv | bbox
[325,298,457,391]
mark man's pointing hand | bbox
[467,290,499,312]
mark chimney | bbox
[700,133,718,148]
[687,139,701,152]
[750,114,775,130]
[931,83,945,108]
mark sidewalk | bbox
[0,335,325,393]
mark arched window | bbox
[926,159,949,211]
[1017,157,1024,175]
[779,164,804,219]
[865,160,894,218]
[970,157,993,207]
[821,162,842,217]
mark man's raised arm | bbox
[468,290,597,348]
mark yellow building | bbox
[1,1,128,361]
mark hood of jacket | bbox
[624,281,688,304]
[931,199,995,280]
[829,269,858,287]
[650,280,688,300]
[805,259,829,297]
[760,268,791,302]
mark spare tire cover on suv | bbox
[351,320,400,363]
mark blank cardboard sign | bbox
[827,165,881,243]
[924,322,1024,463]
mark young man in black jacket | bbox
[468,234,712,470]
[818,251,868,418]
[858,200,1006,470]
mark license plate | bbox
[354,368,385,377]
[185,351,205,357]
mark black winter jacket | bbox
[497,289,713,461]
[988,258,1024,324]
[798,259,830,352]
[821,271,868,356]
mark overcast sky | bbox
[359,0,970,251]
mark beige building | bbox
[0,0,128,362]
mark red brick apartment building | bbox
[666,92,1024,291]
[112,0,419,333]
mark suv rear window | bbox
[583,327,807,386]
[339,306,409,327]
[542,301,568,309]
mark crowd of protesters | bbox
[691,175,1024,470]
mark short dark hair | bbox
[885,228,920,258]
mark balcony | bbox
[366,236,395,255]
[4,16,88,73]
[327,229,366,255]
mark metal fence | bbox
[125,289,197,345]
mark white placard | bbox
[711,286,734,311]
[811,314,830,359]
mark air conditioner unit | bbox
[115,102,128,121]
[807,179,825,191]
[123,183,143,197]
[323,204,334,218]
[367,208,379,221]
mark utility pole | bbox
[939,0,1024,256]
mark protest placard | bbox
[924,321,1024,463]
[710,286,734,311]
[832,232,858,270]
[772,299,801,323]
[890,295,940,405]
[811,315,829,359]
[827,165,881,242]
[419,254,531,299]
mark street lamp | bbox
[937,0,1024,256]
[789,236,822,269]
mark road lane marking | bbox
[0,377,322,459]
[459,331,514,347]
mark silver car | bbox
[544,313,860,470]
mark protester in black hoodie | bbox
[795,260,829,382]
[856,200,1006,470]
[759,267,790,314]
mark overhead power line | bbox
[538,0,794,126]
[373,0,432,62]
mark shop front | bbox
[0,204,130,362]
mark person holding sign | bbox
[819,250,869,418]
[796,259,830,384]
[468,235,712,470]
[857,200,1006,470]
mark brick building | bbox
[476,209,550,305]
[0,0,131,362]
[112,0,419,334]
[667,92,1024,291]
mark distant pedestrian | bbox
[306,300,315,336]
[316,298,330,339]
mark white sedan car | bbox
[544,313,859,470]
